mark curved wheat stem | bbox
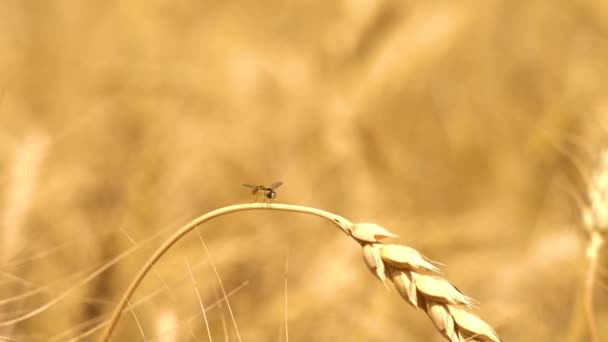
[100,203,501,342]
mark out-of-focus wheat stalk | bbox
[101,203,501,342]
[1,132,48,338]
[581,148,608,342]
[2,132,49,262]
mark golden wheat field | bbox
[1,1,608,341]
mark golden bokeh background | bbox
[1,1,607,341]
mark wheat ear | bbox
[354,223,501,341]
[100,203,501,342]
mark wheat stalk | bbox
[100,203,502,342]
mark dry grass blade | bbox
[196,228,241,342]
[185,257,212,341]
[127,299,146,341]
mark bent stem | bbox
[100,203,352,341]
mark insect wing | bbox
[242,184,260,189]
[270,181,283,190]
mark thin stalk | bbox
[100,203,352,341]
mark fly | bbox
[242,181,283,202]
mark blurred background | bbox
[1,0,607,341]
